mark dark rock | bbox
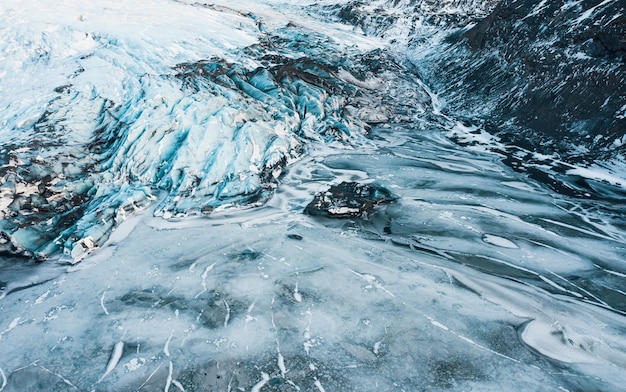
[425,0,626,162]
[119,287,189,311]
[304,181,397,219]
[233,249,262,261]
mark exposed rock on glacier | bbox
[304,181,397,218]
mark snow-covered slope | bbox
[323,0,625,164]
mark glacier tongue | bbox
[0,0,430,261]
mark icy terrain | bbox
[1,0,626,391]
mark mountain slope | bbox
[421,0,626,161]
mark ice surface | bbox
[2,127,626,390]
[1,0,626,391]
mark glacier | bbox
[1,0,626,391]
[0,0,390,261]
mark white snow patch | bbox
[251,372,270,392]
[522,0,548,20]
[574,0,615,24]
[566,166,625,188]
[124,357,147,372]
[483,234,518,249]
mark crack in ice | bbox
[195,261,218,298]
[164,329,174,357]
[348,269,395,298]
[100,290,109,315]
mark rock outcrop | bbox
[423,0,626,162]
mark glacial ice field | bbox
[1,0,626,391]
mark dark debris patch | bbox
[304,181,397,219]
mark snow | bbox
[522,0,549,20]
[571,51,592,60]
[616,104,626,120]
[482,234,518,249]
[574,0,616,24]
